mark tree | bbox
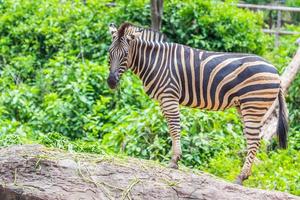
[150,0,163,31]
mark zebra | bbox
[107,22,288,185]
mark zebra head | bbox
[107,23,142,89]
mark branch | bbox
[262,38,300,141]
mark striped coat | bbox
[107,23,288,185]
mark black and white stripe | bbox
[107,23,288,185]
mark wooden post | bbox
[268,10,273,29]
[275,10,282,47]
[151,0,163,31]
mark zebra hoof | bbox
[234,177,243,186]
[168,162,178,169]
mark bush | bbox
[119,0,268,54]
[0,0,264,148]
[204,147,300,196]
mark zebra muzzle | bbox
[107,72,119,89]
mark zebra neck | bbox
[128,40,163,84]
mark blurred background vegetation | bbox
[0,0,299,196]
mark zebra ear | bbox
[109,23,117,37]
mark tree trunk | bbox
[262,38,300,141]
[151,0,163,31]
[0,144,299,200]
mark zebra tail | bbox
[277,88,288,149]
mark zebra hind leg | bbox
[235,112,264,185]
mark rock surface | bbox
[0,144,298,200]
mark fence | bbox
[237,3,300,47]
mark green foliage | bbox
[202,150,243,181]
[0,0,299,196]
[204,147,300,196]
[248,149,300,196]
[166,1,267,54]
[120,0,268,54]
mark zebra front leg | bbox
[235,118,262,185]
[160,99,181,169]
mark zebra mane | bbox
[117,22,133,39]
[117,22,167,42]
[141,28,168,42]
